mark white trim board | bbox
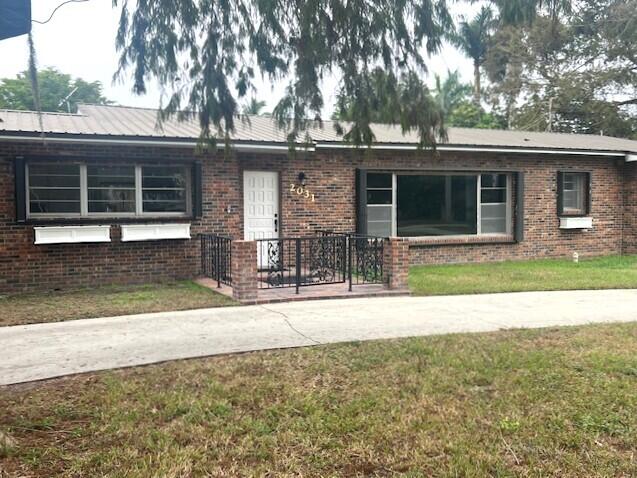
[120,223,191,242]
[34,225,111,245]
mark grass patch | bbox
[0,281,237,327]
[410,254,637,296]
[1,323,637,476]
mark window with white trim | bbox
[366,173,394,237]
[87,165,136,214]
[365,171,512,237]
[558,172,589,216]
[27,163,191,218]
[28,164,82,215]
[142,166,188,213]
[480,173,509,234]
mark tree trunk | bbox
[473,61,481,106]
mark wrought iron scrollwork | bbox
[265,240,284,287]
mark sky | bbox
[0,0,481,116]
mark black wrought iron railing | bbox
[256,231,385,293]
[256,235,348,293]
[201,233,232,287]
[317,230,385,287]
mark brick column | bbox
[231,240,258,302]
[384,237,410,290]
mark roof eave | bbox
[0,132,314,153]
[315,141,629,157]
[0,131,632,158]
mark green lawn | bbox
[0,281,236,327]
[1,323,637,476]
[410,254,637,296]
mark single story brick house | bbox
[1,103,637,294]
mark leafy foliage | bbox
[446,100,506,129]
[482,0,636,137]
[113,0,452,146]
[0,67,111,113]
[242,97,268,115]
[448,6,495,104]
[333,68,446,146]
[432,69,472,115]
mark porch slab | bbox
[195,277,409,304]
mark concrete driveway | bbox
[2,289,637,386]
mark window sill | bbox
[407,234,515,247]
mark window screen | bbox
[28,164,81,214]
[561,172,587,215]
[87,165,136,213]
[480,173,508,234]
[142,166,188,213]
[366,173,393,237]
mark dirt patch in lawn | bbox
[1,322,637,476]
[0,281,237,327]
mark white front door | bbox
[243,171,279,240]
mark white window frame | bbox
[370,171,513,239]
[26,163,192,219]
[561,172,586,215]
[477,173,513,236]
[366,173,395,237]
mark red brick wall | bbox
[231,240,258,302]
[0,142,203,293]
[623,162,637,254]
[384,237,410,290]
[0,140,632,293]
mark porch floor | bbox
[195,278,410,304]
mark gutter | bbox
[0,134,313,153]
[315,142,629,158]
[0,132,631,159]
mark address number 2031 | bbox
[290,183,315,202]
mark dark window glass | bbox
[481,189,506,203]
[480,173,507,188]
[142,166,188,213]
[367,173,392,188]
[28,164,81,215]
[87,165,136,213]
[397,175,477,236]
[367,189,392,205]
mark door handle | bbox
[274,214,278,233]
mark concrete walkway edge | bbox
[2,289,637,386]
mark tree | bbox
[0,67,111,113]
[113,0,456,147]
[333,68,446,147]
[484,0,637,138]
[242,97,267,115]
[432,69,472,115]
[447,100,506,129]
[448,6,495,105]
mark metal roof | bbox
[1,103,636,155]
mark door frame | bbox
[242,169,281,240]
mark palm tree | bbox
[242,97,267,115]
[433,69,472,115]
[489,0,571,25]
[449,6,495,106]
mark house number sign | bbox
[289,183,315,202]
